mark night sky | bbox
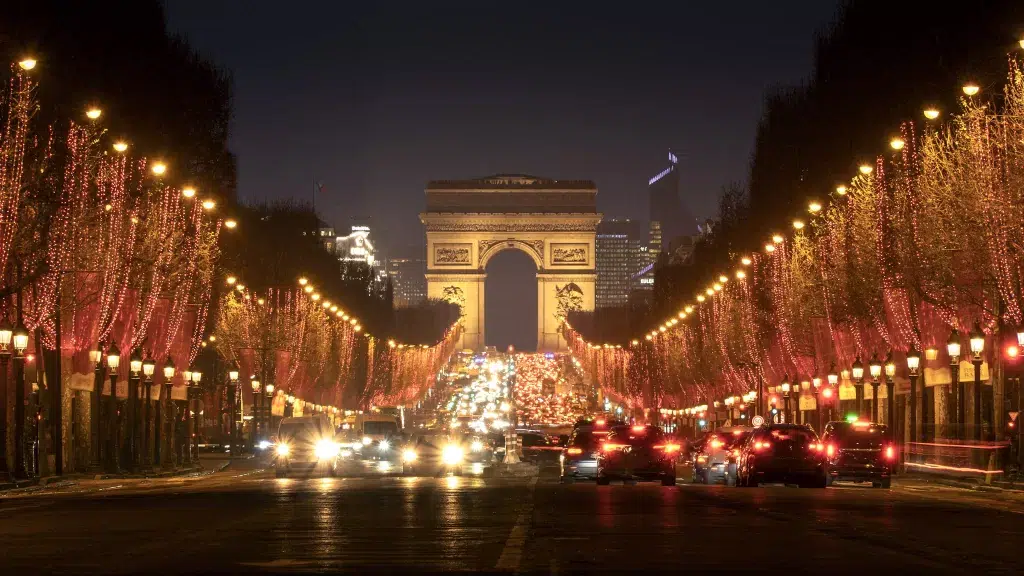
[166,1,839,349]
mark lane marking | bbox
[495,476,538,573]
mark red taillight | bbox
[885,445,895,460]
[710,438,724,449]
[632,425,645,433]
[810,443,823,452]
[567,447,583,455]
[826,444,836,457]
[654,443,681,453]
[595,419,606,426]
[602,443,626,452]
[754,441,771,451]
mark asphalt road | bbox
[1,460,1021,575]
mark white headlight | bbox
[362,436,372,445]
[471,440,484,452]
[379,440,390,452]
[259,440,271,450]
[315,439,339,460]
[402,448,418,463]
[276,444,290,456]
[442,445,464,466]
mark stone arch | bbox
[478,239,544,270]
[421,175,600,352]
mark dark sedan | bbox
[821,420,893,488]
[596,424,678,486]
[736,424,827,488]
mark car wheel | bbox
[661,475,676,487]
[726,474,736,487]
[825,474,834,487]
[596,476,610,485]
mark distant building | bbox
[388,258,427,307]
[595,219,647,308]
[316,223,336,253]
[334,225,387,284]
[648,150,697,249]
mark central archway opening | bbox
[485,248,538,352]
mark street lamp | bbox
[188,370,202,465]
[127,348,143,471]
[0,316,11,476]
[12,321,28,356]
[868,353,882,423]
[969,321,985,441]
[884,351,896,437]
[228,361,239,456]
[105,341,121,472]
[826,363,839,425]
[906,346,921,446]
[852,355,865,418]
[781,374,791,423]
[251,378,261,447]
[812,376,823,431]
[947,328,962,439]
[86,342,106,473]
[141,356,156,471]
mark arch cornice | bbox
[478,239,544,270]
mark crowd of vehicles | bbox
[559,417,895,489]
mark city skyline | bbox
[164,2,840,256]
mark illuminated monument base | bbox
[421,175,600,352]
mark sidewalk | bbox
[0,455,245,496]
[897,471,1024,493]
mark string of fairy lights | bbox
[214,273,460,414]
[4,56,239,371]
[567,43,1024,415]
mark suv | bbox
[820,420,893,488]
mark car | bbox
[595,424,678,486]
[559,426,604,482]
[695,426,753,485]
[272,415,341,478]
[736,424,827,488]
[400,433,469,476]
[820,420,894,488]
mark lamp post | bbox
[105,342,121,472]
[251,378,261,449]
[812,375,822,431]
[969,321,985,441]
[12,319,28,478]
[947,329,962,439]
[127,348,143,472]
[852,356,865,418]
[84,343,105,474]
[906,346,921,449]
[884,352,896,440]
[265,384,276,439]
[156,356,174,471]
[868,353,882,424]
[189,369,202,465]
[141,356,156,472]
[0,316,12,479]
[228,361,239,457]
[826,363,839,426]
[781,375,792,423]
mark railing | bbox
[904,424,1012,483]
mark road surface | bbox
[1,460,1021,574]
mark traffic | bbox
[263,350,895,490]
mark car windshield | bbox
[607,427,664,447]
[569,430,601,450]
[725,431,752,448]
[364,421,399,436]
[278,422,326,445]
[768,427,817,444]
[831,424,886,448]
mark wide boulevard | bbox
[1,457,1021,575]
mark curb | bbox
[898,475,1024,494]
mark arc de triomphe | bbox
[420,175,601,352]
